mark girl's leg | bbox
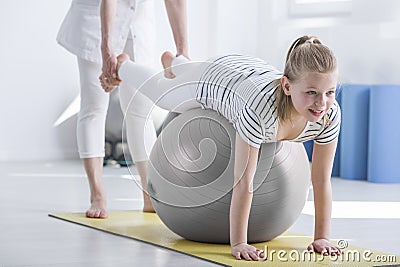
[117,53,205,209]
[77,57,109,218]
[161,51,189,79]
[117,54,204,113]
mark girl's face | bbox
[282,70,339,122]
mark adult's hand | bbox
[100,48,119,88]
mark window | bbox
[289,0,352,17]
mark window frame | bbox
[288,0,352,17]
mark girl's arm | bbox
[308,138,341,255]
[230,133,264,261]
[164,0,189,57]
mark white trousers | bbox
[118,56,207,112]
[117,56,210,160]
[76,37,157,162]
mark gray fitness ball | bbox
[147,109,311,244]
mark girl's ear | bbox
[281,76,291,96]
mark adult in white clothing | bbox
[57,0,188,218]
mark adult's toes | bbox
[99,210,108,218]
[86,210,94,218]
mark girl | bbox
[101,35,342,261]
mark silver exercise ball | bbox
[147,109,311,244]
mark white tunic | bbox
[57,0,154,63]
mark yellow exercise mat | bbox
[49,210,399,267]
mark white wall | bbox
[0,0,79,161]
[1,0,399,161]
[256,0,400,85]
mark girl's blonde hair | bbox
[275,35,337,123]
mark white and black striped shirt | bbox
[196,55,341,148]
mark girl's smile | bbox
[309,108,324,117]
[282,70,339,123]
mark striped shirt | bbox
[196,55,341,148]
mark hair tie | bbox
[305,39,314,44]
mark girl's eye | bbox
[307,91,317,95]
[327,91,336,95]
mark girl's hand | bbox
[307,239,342,256]
[231,243,265,261]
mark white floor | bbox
[1,160,399,267]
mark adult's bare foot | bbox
[86,198,108,218]
[143,194,155,213]
[161,51,176,79]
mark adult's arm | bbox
[164,0,189,57]
[100,0,118,86]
